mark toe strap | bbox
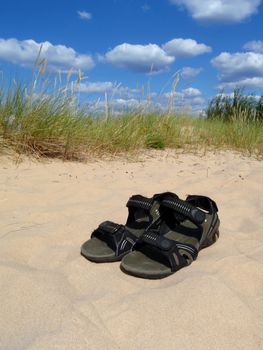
[91,221,137,257]
[136,231,198,272]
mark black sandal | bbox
[121,193,220,279]
[81,195,161,262]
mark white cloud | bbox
[87,98,160,115]
[78,81,141,100]
[116,86,141,98]
[211,51,263,83]
[81,82,205,115]
[182,87,202,97]
[218,77,263,89]
[169,0,261,23]
[77,11,92,20]
[243,40,263,53]
[163,38,211,57]
[78,81,114,93]
[0,38,94,71]
[103,39,210,73]
[104,43,175,73]
[181,67,202,78]
[165,87,203,99]
[164,87,206,113]
[112,98,141,108]
[212,51,263,89]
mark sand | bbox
[0,150,262,350]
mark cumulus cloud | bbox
[212,52,263,81]
[218,77,263,89]
[87,98,161,115]
[79,81,205,115]
[181,67,202,78]
[181,87,202,97]
[77,11,92,20]
[163,38,211,57]
[164,87,206,113]
[104,43,175,73]
[169,0,261,23]
[165,87,203,99]
[111,98,142,108]
[103,40,209,73]
[0,38,94,71]
[78,81,141,100]
[211,51,263,89]
[243,40,263,53]
[78,81,114,93]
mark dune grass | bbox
[0,80,262,160]
[206,89,263,122]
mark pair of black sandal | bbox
[81,192,220,279]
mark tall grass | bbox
[206,89,263,122]
[0,74,262,160]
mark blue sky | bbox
[0,0,263,113]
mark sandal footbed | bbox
[81,237,116,262]
[121,251,173,279]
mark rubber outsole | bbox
[120,263,174,279]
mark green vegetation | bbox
[206,89,263,122]
[0,79,262,160]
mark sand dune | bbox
[0,151,263,349]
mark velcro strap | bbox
[141,231,177,252]
[93,221,133,257]
[138,232,197,271]
[98,221,122,234]
[126,195,152,210]
[142,231,176,251]
[142,231,195,253]
[141,231,161,247]
[162,198,205,224]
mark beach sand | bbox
[0,150,262,350]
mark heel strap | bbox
[126,195,153,210]
[161,197,206,225]
[186,195,218,214]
